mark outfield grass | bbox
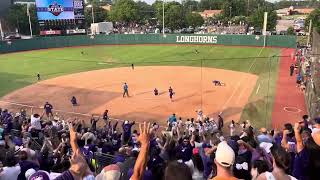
[0,45,280,127]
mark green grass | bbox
[0,45,280,127]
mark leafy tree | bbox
[248,9,277,31]
[136,1,155,23]
[182,0,200,12]
[109,0,140,23]
[84,5,109,27]
[305,9,320,33]
[222,0,247,18]
[153,1,186,30]
[287,26,295,35]
[198,0,224,11]
[186,12,204,28]
[165,4,186,31]
[6,4,39,35]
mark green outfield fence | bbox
[0,34,296,54]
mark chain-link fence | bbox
[304,29,320,119]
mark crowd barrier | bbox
[0,34,296,54]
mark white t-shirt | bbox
[229,123,235,136]
[184,160,205,180]
[265,171,297,180]
[0,165,21,180]
[30,115,41,130]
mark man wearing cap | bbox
[257,128,273,143]
[211,141,237,180]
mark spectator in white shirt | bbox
[30,114,41,130]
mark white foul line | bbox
[256,83,261,94]
[220,48,264,114]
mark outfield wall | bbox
[0,34,296,53]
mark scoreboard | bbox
[35,0,85,35]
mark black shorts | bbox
[46,111,53,116]
[296,80,301,84]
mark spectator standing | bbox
[211,141,237,180]
[256,145,296,180]
[217,115,224,132]
[103,109,109,123]
[122,120,135,144]
[229,120,236,136]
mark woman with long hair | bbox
[256,144,297,180]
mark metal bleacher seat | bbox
[94,152,115,173]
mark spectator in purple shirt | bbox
[293,122,320,180]
[122,120,135,144]
[176,137,193,162]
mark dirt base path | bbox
[0,66,257,126]
[271,49,307,129]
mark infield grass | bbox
[0,45,280,127]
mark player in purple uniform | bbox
[169,86,174,101]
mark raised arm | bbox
[294,123,304,153]
[281,130,290,151]
[131,122,151,180]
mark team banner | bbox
[36,0,75,20]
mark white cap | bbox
[215,141,235,167]
[25,168,36,179]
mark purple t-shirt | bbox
[176,143,193,162]
[293,148,309,180]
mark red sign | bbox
[40,30,62,35]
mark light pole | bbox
[0,19,4,41]
[229,6,232,17]
[87,4,95,24]
[27,3,33,38]
[162,0,165,36]
[92,5,95,24]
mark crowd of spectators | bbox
[0,103,320,180]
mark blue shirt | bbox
[168,115,176,124]
[124,84,128,90]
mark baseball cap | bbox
[28,170,50,180]
[96,164,121,180]
[25,169,36,179]
[124,120,129,125]
[215,141,235,167]
[193,148,199,155]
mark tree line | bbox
[3,0,320,35]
